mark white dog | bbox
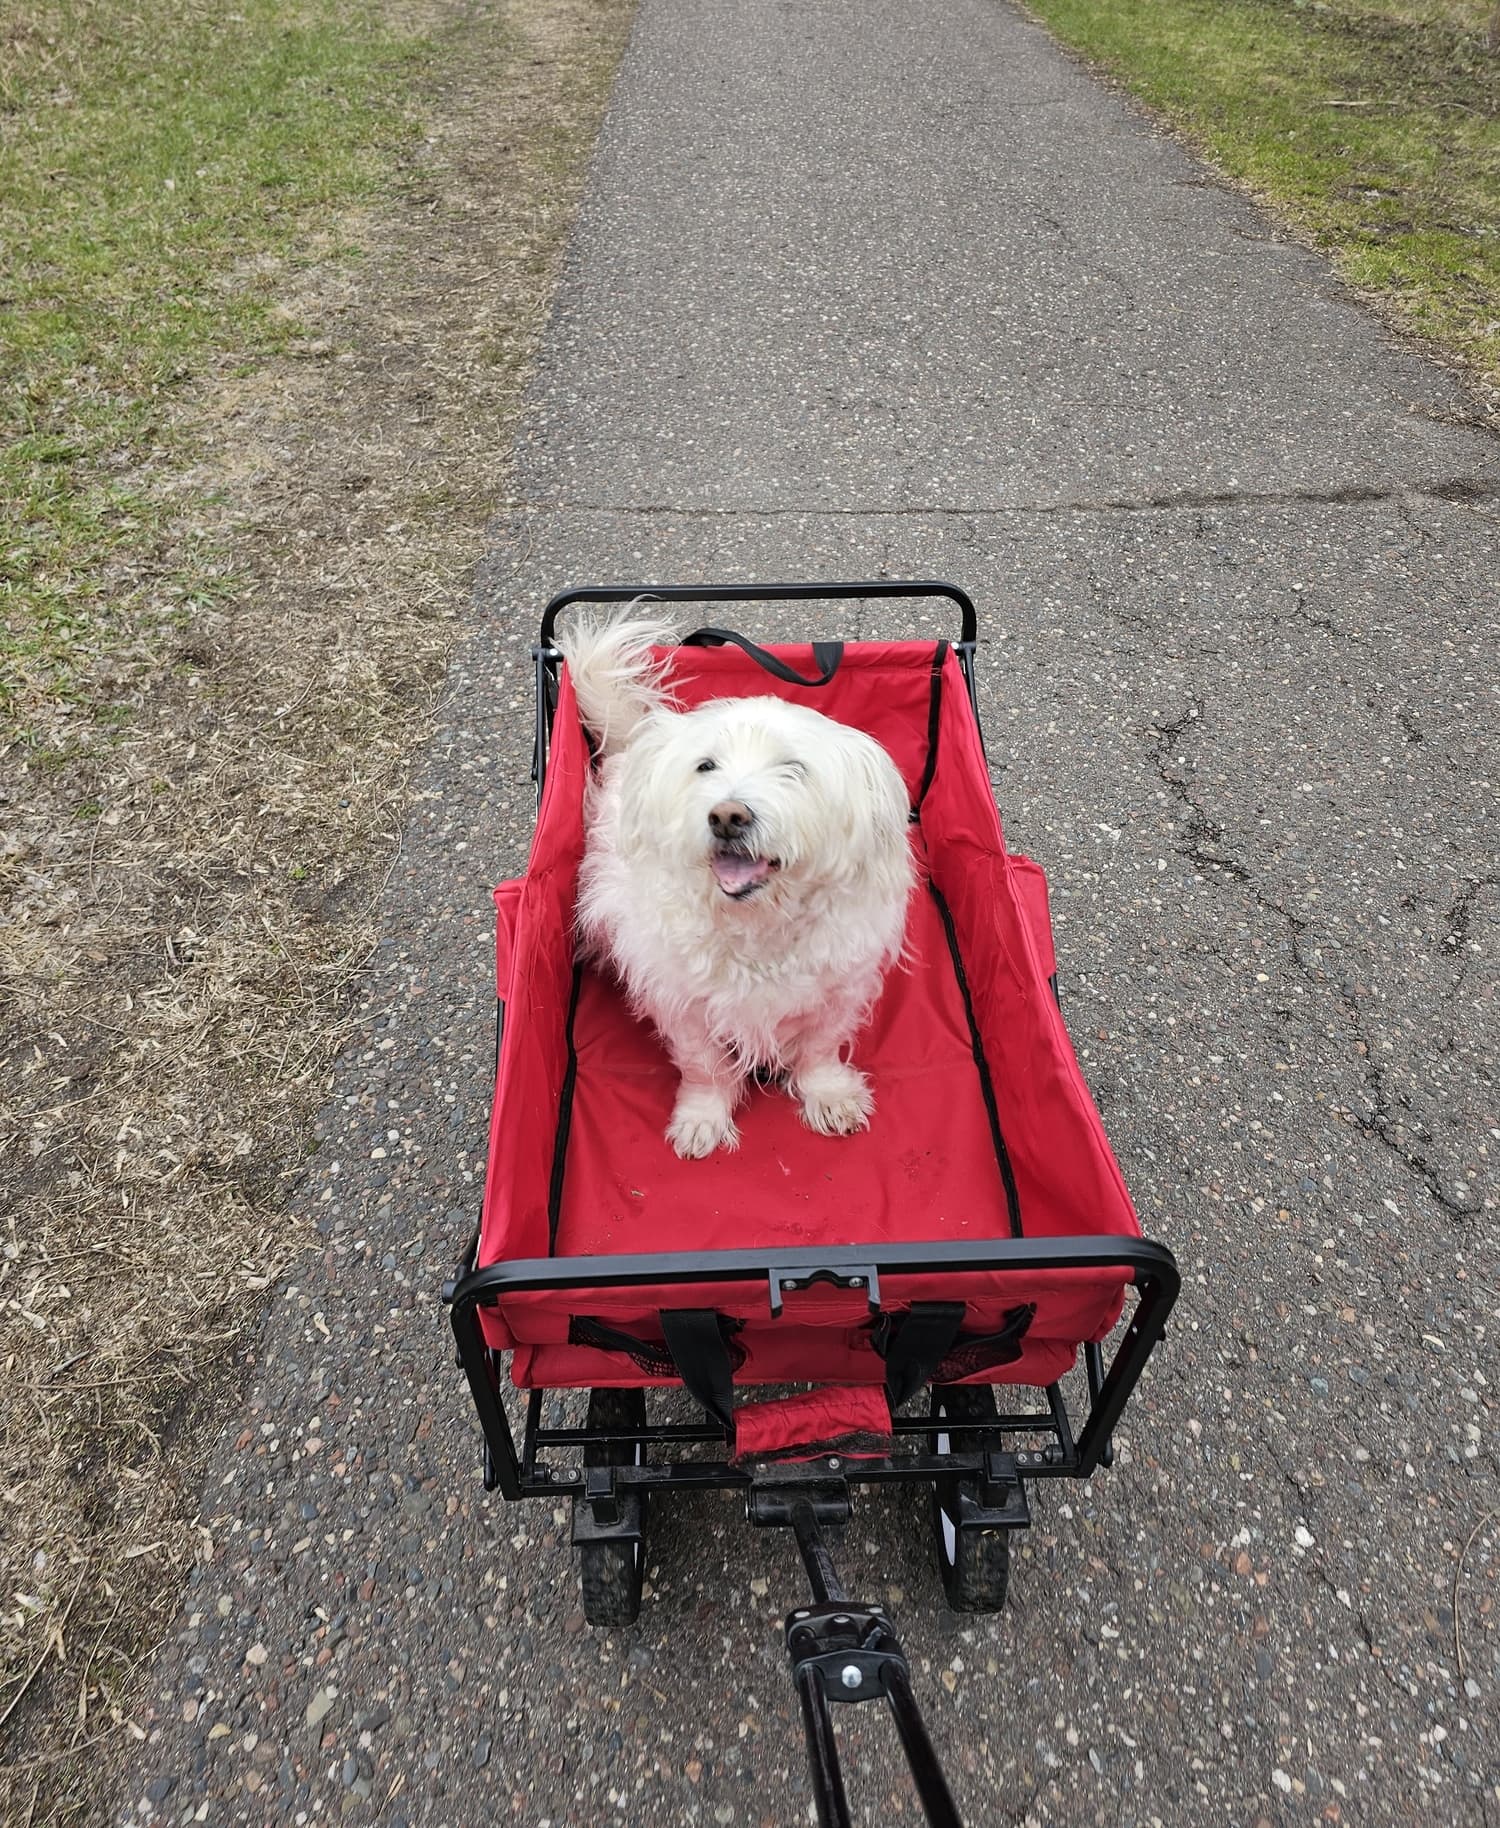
[556,613,914,1158]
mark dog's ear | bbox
[611,711,680,855]
[835,730,914,889]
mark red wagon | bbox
[444,582,1179,1826]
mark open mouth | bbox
[710,846,779,899]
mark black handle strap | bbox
[874,1302,968,1410]
[681,626,842,687]
[659,1308,741,1435]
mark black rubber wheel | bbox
[929,1384,1011,1614]
[578,1387,647,1628]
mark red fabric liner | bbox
[476,642,1141,1391]
[732,1386,894,1463]
[510,1332,1080,1395]
[558,860,1002,1261]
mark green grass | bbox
[0,0,432,717]
[1022,0,1500,391]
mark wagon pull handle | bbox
[680,625,843,687]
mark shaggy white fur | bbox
[556,612,915,1158]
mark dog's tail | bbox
[554,607,678,757]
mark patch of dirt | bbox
[1313,0,1500,97]
[0,0,634,1815]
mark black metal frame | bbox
[531,579,982,791]
[445,1236,1178,1503]
[446,579,1181,1828]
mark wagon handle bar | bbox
[538,580,978,649]
[448,1234,1178,1310]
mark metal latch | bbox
[785,1603,908,1703]
[768,1263,880,1319]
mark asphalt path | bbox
[119,2,1498,1824]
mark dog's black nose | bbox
[708,800,753,841]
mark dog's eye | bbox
[696,758,717,774]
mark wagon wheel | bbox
[579,1387,648,1628]
[929,1384,1011,1613]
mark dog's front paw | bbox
[666,1089,740,1159]
[795,1063,874,1137]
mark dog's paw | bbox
[795,1063,873,1137]
[666,1090,740,1159]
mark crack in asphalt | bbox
[1304,1561,1419,1707]
[1281,587,1350,640]
[1146,698,1484,1222]
[1440,875,1497,1005]
[502,476,1500,520]
[1395,498,1439,547]
[1148,696,1253,883]
[1345,1056,1473,1219]
[1084,552,1153,634]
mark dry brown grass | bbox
[0,0,634,1813]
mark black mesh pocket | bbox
[568,1315,746,1377]
[932,1302,1036,1383]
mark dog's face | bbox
[615,697,909,904]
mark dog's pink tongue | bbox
[711,853,771,894]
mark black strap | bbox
[876,1302,968,1409]
[681,626,842,687]
[911,640,948,817]
[545,965,585,1250]
[659,1308,739,1434]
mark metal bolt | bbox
[561,1467,579,1483]
[826,1456,841,1470]
[840,1665,862,1690]
[849,1277,864,1288]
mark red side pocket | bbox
[494,878,524,1000]
[1009,855,1056,982]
